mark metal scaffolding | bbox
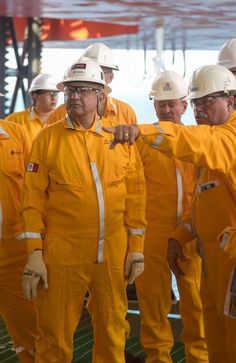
[0,17,42,118]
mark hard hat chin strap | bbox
[96,94,102,119]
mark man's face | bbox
[64,81,103,117]
[190,93,234,126]
[154,99,187,124]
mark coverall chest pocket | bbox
[49,174,85,192]
[145,157,175,188]
[146,169,177,199]
[146,171,171,185]
[48,158,85,192]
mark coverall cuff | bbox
[128,235,144,252]
[27,238,43,254]
[169,226,193,247]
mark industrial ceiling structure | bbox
[0,0,236,50]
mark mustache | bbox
[195,112,208,119]
[69,102,82,106]
[158,114,173,119]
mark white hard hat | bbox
[149,70,188,100]
[81,42,119,71]
[57,57,111,94]
[217,39,236,69]
[28,73,58,95]
[189,64,236,99]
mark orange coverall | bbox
[0,120,37,363]
[135,142,208,363]
[22,115,146,363]
[45,94,137,338]
[138,111,236,363]
[6,107,45,148]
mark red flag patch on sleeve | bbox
[27,162,39,172]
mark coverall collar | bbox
[0,123,10,139]
[28,106,44,125]
[63,114,103,135]
[226,110,236,124]
[103,96,117,118]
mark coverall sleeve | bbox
[124,144,146,252]
[170,215,195,247]
[22,133,50,254]
[138,119,236,175]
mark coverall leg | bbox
[89,227,128,363]
[35,231,128,363]
[200,246,236,363]
[0,239,37,363]
[136,256,173,363]
[177,240,208,363]
[35,263,89,363]
[136,232,208,363]
[89,261,127,363]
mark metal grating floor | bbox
[0,309,185,363]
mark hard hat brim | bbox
[149,94,187,101]
[28,88,59,96]
[57,80,111,94]
[100,64,119,71]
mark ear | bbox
[182,100,188,114]
[31,93,38,105]
[97,91,106,103]
[105,72,114,84]
[227,95,235,110]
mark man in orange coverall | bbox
[46,42,137,126]
[46,43,140,361]
[6,73,59,148]
[104,64,236,363]
[0,91,37,362]
[21,57,146,363]
[135,70,208,363]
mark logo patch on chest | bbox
[103,139,111,144]
[11,150,23,155]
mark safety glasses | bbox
[64,86,100,96]
[190,93,229,108]
[36,90,59,97]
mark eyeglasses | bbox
[190,94,228,108]
[65,86,100,96]
[36,91,59,97]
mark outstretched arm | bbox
[102,125,139,149]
